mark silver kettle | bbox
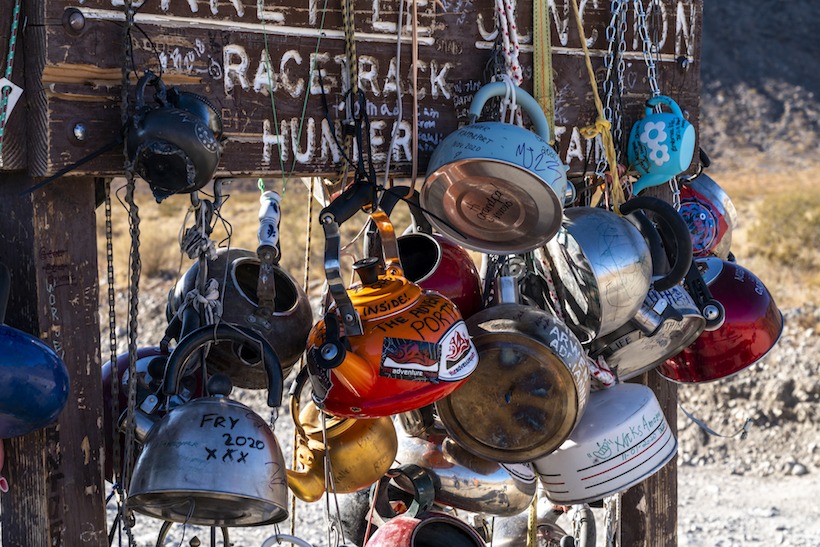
[537,197,693,343]
[393,407,537,517]
[127,324,288,527]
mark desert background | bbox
[92,1,819,545]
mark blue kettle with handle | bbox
[421,82,570,254]
[627,95,696,194]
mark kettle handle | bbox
[162,324,284,408]
[289,367,311,439]
[376,186,434,234]
[620,197,693,292]
[467,81,551,143]
[645,95,684,118]
[134,71,166,111]
[371,464,436,520]
[368,209,402,277]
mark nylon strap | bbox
[533,0,556,143]
[570,0,626,213]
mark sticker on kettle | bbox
[437,321,478,381]
[379,321,477,383]
[380,337,442,382]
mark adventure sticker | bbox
[380,337,442,382]
[379,320,477,383]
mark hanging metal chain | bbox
[118,0,140,543]
[633,0,661,99]
[597,0,627,176]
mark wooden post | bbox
[0,174,107,547]
[620,372,679,546]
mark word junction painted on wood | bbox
[29,0,700,178]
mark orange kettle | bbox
[306,184,479,418]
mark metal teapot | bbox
[435,275,590,463]
[126,71,222,202]
[537,196,693,343]
[167,247,313,388]
[421,81,570,254]
[365,465,487,547]
[0,324,70,438]
[306,185,478,418]
[393,408,537,516]
[286,369,398,502]
[127,324,288,527]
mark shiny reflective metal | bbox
[591,284,706,380]
[286,370,398,502]
[422,82,569,254]
[489,499,587,547]
[537,198,692,343]
[436,299,590,463]
[393,410,536,516]
[679,173,738,259]
[128,325,288,527]
[659,257,783,383]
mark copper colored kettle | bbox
[286,369,398,502]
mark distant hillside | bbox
[699,1,820,169]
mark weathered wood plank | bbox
[24,0,701,178]
[0,0,27,170]
[0,174,107,547]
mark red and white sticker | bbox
[379,321,477,383]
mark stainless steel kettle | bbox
[127,324,288,527]
[537,197,693,343]
[393,408,537,516]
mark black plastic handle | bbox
[378,186,434,234]
[134,70,165,111]
[163,324,284,407]
[371,464,436,520]
[319,181,374,226]
[620,196,693,292]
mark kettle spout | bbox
[286,467,327,503]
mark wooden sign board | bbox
[5,0,701,179]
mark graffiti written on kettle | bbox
[407,295,461,338]
[587,409,666,463]
[515,143,555,174]
[463,184,515,224]
[198,412,266,464]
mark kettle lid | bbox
[348,258,423,322]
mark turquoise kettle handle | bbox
[468,82,552,143]
[645,95,684,117]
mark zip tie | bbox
[679,403,754,441]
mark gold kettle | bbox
[287,369,398,502]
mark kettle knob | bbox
[353,257,382,285]
[207,373,233,397]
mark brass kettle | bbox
[286,369,398,502]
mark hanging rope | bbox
[408,0,420,196]
[533,0,556,143]
[0,0,22,166]
[569,0,626,213]
[494,0,523,85]
[526,487,538,547]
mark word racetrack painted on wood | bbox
[27,0,701,178]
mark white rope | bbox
[171,278,224,326]
[494,0,523,85]
[586,353,616,390]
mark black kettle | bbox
[126,71,223,202]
